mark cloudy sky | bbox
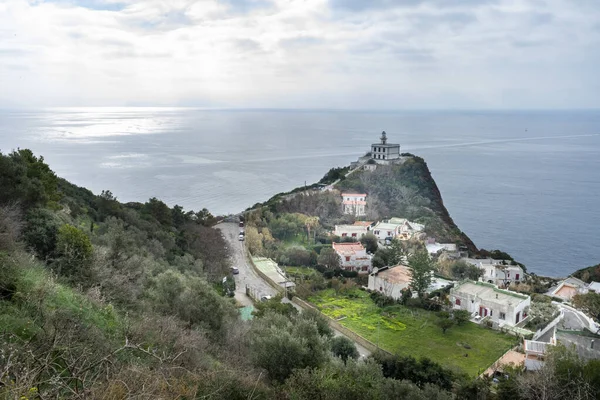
[1,0,599,109]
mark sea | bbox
[1,108,599,277]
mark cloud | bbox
[0,0,599,109]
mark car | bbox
[239,221,244,228]
[238,234,244,241]
[231,267,239,275]
[260,295,273,302]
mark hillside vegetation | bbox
[2,149,598,400]
[0,149,459,399]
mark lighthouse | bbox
[370,131,400,163]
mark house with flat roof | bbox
[371,218,425,242]
[450,281,531,327]
[334,223,370,240]
[332,242,372,274]
[341,193,367,216]
[463,258,524,287]
[368,265,412,299]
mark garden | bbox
[309,289,516,376]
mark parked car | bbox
[238,234,244,241]
[260,295,273,302]
[231,267,239,275]
[239,221,244,228]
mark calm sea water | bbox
[1,108,599,277]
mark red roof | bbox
[332,242,366,256]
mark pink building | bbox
[332,242,372,274]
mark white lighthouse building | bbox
[371,131,400,163]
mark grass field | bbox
[285,266,318,277]
[309,289,516,376]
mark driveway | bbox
[217,222,372,357]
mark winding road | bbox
[217,222,372,357]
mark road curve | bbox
[217,222,372,358]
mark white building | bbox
[426,242,458,256]
[371,131,400,163]
[450,281,531,327]
[341,193,367,216]
[371,218,425,242]
[334,222,372,240]
[524,340,552,371]
[464,258,524,287]
[332,242,372,274]
[368,265,412,299]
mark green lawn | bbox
[285,266,318,277]
[309,289,516,376]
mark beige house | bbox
[451,281,531,327]
[368,265,412,299]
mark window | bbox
[516,273,520,280]
[351,233,357,237]
[387,231,392,236]
[382,155,386,160]
[345,256,350,262]
[374,230,380,235]
[500,312,506,320]
[490,310,493,316]
[362,266,368,271]
[455,299,461,306]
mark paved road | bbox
[217,222,372,358]
[218,222,277,306]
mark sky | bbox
[0,0,599,109]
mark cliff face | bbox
[335,156,478,252]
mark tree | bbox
[436,315,455,334]
[142,197,172,226]
[253,294,298,318]
[249,312,330,382]
[0,149,59,209]
[23,208,60,260]
[330,336,359,364]
[55,224,94,283]
[317,247,340,269]
[304,216,320,244]
[450,260,483,281]
[245,226,264,255]
[388,238,407,266]
[0,204,22,252]
[572,292,600,322]
[453,309,471,326]
[360,233,379,254]
[372,247,392,269]
[408,249,434,297]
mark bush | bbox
[331,336,359,363]
[54,224,94,284]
